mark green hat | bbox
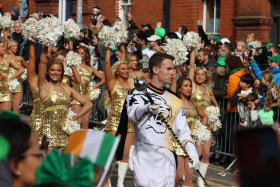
[210,34,221,42]
[215,56,226,67]
[155,27,166,38]
[111,46,119,51]
[65,35,70,40]
[268,54,280,64]
[0,110,20,119]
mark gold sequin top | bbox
[29,87,42,132]
[183,104,200,133]
[62,75,70,86]
[71,66,92,105]
[174,103,200,156]
[191,86,211,112]
[0,59,12,102]
[39,84,71,147]
[8,57,23,93]
[105,80,134,132]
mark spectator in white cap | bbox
[90,6,105,31]
[220,38,230,44]
[148,35,165,53]
[31,13,39,20]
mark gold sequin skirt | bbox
[105,111,135,133]
[29,103,42,132]
[39,109,69,147]
[0,81,12,102]
[174,121,196,156]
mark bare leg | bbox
[121,132,134,162]
[0,101,12,112]
[195,144,203,158]
[175,156,184,187]
[71,104,83,124]
[12,92,22,114]
[81,108,92,129]
[183,157,193,186]
[201,135,212,163]
[107,130,116,136]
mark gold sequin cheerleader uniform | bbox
[0,59,12,102]
[39,84,71,147]
[71,66,92,105]
[174,103,200,156]
[29,87,42,132]
[8,57,23,93]
[105,80,134,132]
[191,86,211,112]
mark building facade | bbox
[1,0,278,45]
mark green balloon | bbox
[155,28,166,38]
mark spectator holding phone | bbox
[249,53,280,88]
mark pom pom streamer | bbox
[163,39,189,66]
[63,108,80,135]
[205,106,222,132]
[20,69,27,81]
[0,16,14,29]
[98,21,128,48]
[37,17,64,47]
[65,51,82,67]
[191,120,211,145]
[89,82,101,101]
[8,73,20,92]
[64,19,80,38]
[182,31,201,51]
[22,18,39,42]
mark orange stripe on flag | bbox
[65,130,87,156]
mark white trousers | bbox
[133,141,176,187]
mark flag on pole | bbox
[65,130,120,187]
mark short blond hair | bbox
[111,60,128,79]
[194,67,212,85]
[237,40,247,49]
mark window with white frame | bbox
[119,0,132,24]
[203,0,220,34]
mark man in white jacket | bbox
[126,53,199,187]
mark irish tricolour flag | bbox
[65,130,120,187]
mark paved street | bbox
[110,163,238,187]
[20,114,238,187]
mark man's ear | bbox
[152,66,159,75]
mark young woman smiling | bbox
[3,29,27,113]
[0,37,24,112]
[189,48,219,187]
[175,77,208,187]
[71,46,105,129]
[38,46,93,148]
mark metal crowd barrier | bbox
[21,87,280,170]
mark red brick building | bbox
[1,0,279,45]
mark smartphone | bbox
[235,127,280,186]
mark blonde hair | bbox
[237,40,247,49]
[247,33,256,41]
[194,67,212,85]
[7,39,17,54]
[111,60,128,79]
[125,53,138,68]
[216,66,226,76]
[262,71,280,106]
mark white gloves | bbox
[148,103,161,115]
[188,157,200,170]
